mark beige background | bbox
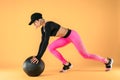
[0,0,119,70]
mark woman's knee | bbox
[48,44,55,52]
[80,52,90,59]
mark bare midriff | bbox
[56,27,68,37]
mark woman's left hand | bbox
[30,56,39,64]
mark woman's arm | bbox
[36,26,51,59]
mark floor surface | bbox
[0,66,120,80]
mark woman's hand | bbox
[30,56,39,64]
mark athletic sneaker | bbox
[60,62,72,72]
[105,58,113,71]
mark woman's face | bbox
[33,19,43,28]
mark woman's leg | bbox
[48,37,71,64]
[68,30,108,63]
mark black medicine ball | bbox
[23,56,45,77]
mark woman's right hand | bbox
[30,56,39,64]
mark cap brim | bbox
[28,21,34,25]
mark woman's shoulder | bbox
[45,21,61,26]
[46,21,56,24]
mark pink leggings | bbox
[48,30,107,64]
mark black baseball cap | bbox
[29,12,42,25]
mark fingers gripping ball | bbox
[23,56,45,77]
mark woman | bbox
[29,12,113,72]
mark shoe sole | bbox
[60,65,73,73]
[106,58,113,71]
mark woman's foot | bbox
[105,58,113,71]
[60,62,72,72]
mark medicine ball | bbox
[23,56,45,77]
